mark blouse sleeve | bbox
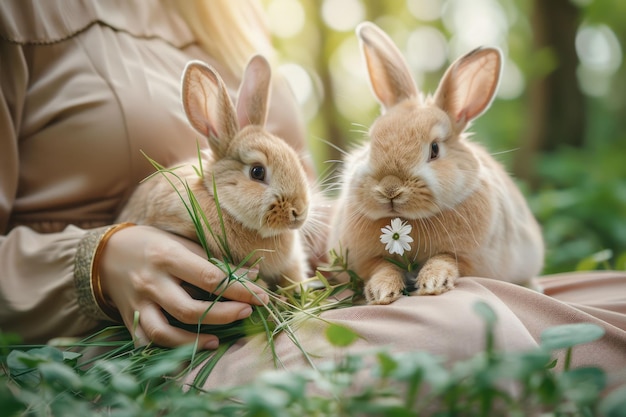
[0,41,102,344]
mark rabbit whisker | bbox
[490,147,519,156]
[311,136,350,157]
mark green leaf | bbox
[258,370,308,399]
[473,301,498,326]
[38,362,82,390]
[390,351,447,389]
[325,323,359,347]
[615,251,626,270]
[495,350,553,379]
[560,367,606,405]
[376,351,399,377]
[599,386,626,417]
[575,256,598,271]
[238,385,291,411]
[80,373,108,395]
[17,346,64,365]
[111,373,141,396]
[576,249,612,271]
[540,323,605,350]
[7,346,65,387]
[62,351,82,367]
[141,356,186,380]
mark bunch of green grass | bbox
[135,151,361,380]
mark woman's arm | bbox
[0,41,101,342]
[0,40,269,347]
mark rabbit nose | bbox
[289,208,304,229]
[288,204,307,229]
[378,175,403,200]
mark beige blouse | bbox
[0,0,307,343]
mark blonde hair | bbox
[173,0,275,77]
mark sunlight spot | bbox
[267,0,305,38]
[576,24,622,74]
[335,37,363,77]
[330,39,376,122]
[577,66,612,97]
[279,63,313,106]
[576,24,622,97]
[406,0,443,22]
[406,26,448,72]
[279,63,319,120]
[497,58,524,100]
[443,0,508,53]
[321,0,365,32]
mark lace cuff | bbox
[74,223,135,322]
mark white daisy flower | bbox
[380,218,413,256]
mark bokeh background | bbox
[262,0,626,274]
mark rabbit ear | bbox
[236,54,271,128]
[434,47,502,134]
[357,21,418,111]
[182,60,238,156]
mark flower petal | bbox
[392,240,405,255]
[398,223,412,236]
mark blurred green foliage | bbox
[4,306,624,416]
[265,0,626,274]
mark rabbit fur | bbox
[117,55,311,288]
[329,22,544,304]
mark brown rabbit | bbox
[329,22,544,304]
[117,55,310,287]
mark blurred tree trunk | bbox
[515,0,585,185]
[312,0,389,167]
[309,7,345,167]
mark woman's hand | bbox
[98,225,268,349]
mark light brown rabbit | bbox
[329,22,544,304]
[117,55,310,287]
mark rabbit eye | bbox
[249,164,266,182]
[429,142,440,161]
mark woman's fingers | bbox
[165,299,255,325]
[148,277,256,325]
[163,243,269,305]
[131,303,220,350]
[99,225,269,349]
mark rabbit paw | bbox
[365,273,405,305]
[413,255,459,295]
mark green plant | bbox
[2,302,625,416]
[530,143,626,274]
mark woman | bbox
[1,0,625,391]
[0,0,316,350]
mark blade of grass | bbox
[191,341,234,388]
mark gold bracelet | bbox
[91,222,135,322]
[74,222,135,322]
